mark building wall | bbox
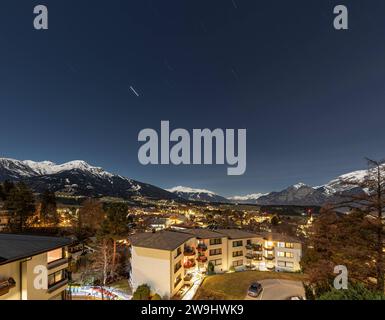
[0,260,21,300]
[131,246,172,298]
[0,249,69,300]
[207,236,227,272]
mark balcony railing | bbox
[264,246,274,251]
[183,260,196,269]
[246,254,263,261]
[47,279,68,294]
[246,244,263,251]
[0,278,16,297]
[48,258,69,270]
[196,255,208,263]
[264,255,275,261]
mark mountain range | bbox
[0,157,378,206]
[0,158,178,201]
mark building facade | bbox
[0,234,72,300]
[129,229,302,298]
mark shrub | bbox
[132,284,151,300]
[318,283,385,300]
[152,293,162,300]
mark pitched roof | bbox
[180,228,224,239]
[215,229,261,239]
[129,230,194,251]
[0,234,73,265]
[261,232,301,243]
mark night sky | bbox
[1,0,385,196]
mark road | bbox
[245,279,305,300]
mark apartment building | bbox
[129,228,302,298]
[0,234,72,300]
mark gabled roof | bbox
[0,234,72,265]
[261,232,301,244]
[215,229,261,239]
[129,230,194,251]
[180,228,224,239]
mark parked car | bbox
[247,282,263,298]
[287,296,305,300]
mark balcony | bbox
[196,255,208,263]
[246,244,263,251]
[264,245,274,251]
[183,260,196,269]
[184,246,195,257]
[197,243,207,252]
[246,254,263,261]
[48,258,68,270]
[184,273,193,282]
[264,255,275,261]
[47,279,68,294]
[0,278,16,297]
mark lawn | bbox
[195,271,307,300]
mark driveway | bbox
[245,279,305,300]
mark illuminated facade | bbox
[129,229,302,298]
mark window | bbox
[174,247,182,259]
[246,240,251,245]
[278,261,294,268]
[174,261,182,273]
[277,242,285,248]
[47,248,63,264]
[48,270,65,288]
[209,248,222,256]
[174,275,182,288]
[285,243,294,249]
[232,240,243,247]
[210,259,222,266]
[277,251,294,258]
[210,238,222,245]
[232,250,243,257]
[233,259,243,267]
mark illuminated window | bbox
[285,243,294,249]
[48,270,65,288]
[47,248,63,264]
[277,251,285,257]
[277,242,285,248]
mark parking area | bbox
[245,279,305,300]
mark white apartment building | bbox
[129,228,302,298]
[0,234,72,300]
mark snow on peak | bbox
[228,193,267,201]
[0,157,113,178]
[291,182,308,189]
[167,186,216,194]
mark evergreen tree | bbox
[40,190,58,226]
[5,182,35,232]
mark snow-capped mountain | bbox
[167,186,230,203]
[0,158,178,200]
[227,193,267,204]
[228,165,383,206]
[256,182,328,206]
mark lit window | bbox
[47,248,63,264]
